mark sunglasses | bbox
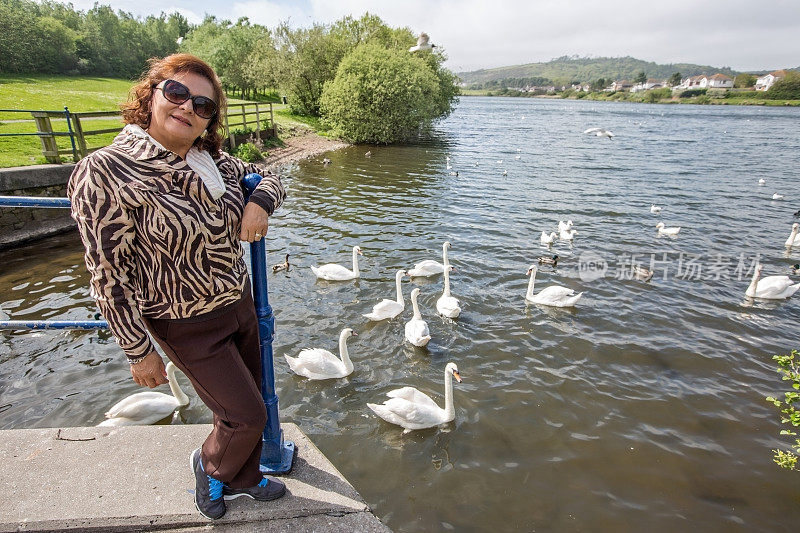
[153,79,218,119]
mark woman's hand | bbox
[130,351,168,388]
[240,203,270,242]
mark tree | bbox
[320,43,457,143]
[734,73,756,88]
[591,78,606,91]
[634,71,647,84]
[669,72,682,87]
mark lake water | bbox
[2,97,800,531]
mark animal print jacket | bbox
[68,130,285,363]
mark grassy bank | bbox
[0,75,322,167]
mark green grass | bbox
[0,75,290,167]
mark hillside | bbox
[457,56,740,87]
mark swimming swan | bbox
[405,288,431,347]
[540,231,557,245]
[285,328,357,380]
[364,270,407,321]
[367,362,462,433]
[408,241,452,277]
[97,362,189,426]
[745,264,800,300]
[785,223,800,247]
[525,265,583,307]
[650,204,662,214]
[436,248,461,318]
[311,246,362,280]
[656,222,681,236]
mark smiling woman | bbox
[68,53,288,520]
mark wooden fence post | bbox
[31,112,60,164]
[71,114,88,159]
[225,113,235,150]
[269,103,276,137]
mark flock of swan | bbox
[95,151,800,432]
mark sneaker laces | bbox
[207,475,224,501]
[257,477,269,488]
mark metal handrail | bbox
[0,174,295,473]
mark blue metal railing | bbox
[0,174,295,473]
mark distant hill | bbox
[457,56,740,87]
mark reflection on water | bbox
[2,97,800,531]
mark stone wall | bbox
[0,164,77,250]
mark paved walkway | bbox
[0,423,389,532]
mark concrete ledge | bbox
[0,423,389,532]
[0,164,74,191]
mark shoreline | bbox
[460,93,800,106]
[261,130,350,172]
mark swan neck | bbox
[787,227,799,246]
[166,364,190,406]
[411,291,422,319]
[746,268,761,297]
[442,266,451,296]
[526,270,537,299]
[338,332,353,370]
[442,244,450,266]
[443,369,455,420]
[352,248,360,276]
[395,273,405,305]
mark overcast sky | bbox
[67,0,799,73]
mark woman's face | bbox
[148,71,215,153]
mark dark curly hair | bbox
[121,54,227,155]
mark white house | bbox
[706,74,733,88]
[631,79,668,93]
[675,73,733,91]
[755,70,788,91]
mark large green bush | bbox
[320,43,456,143]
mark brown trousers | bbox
[145,288,266,488]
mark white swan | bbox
[583,127,614,138]
[311,246,362,280]
[436,252,461,318]
[773,193,784,200]
[408,241,453,277]
[367,362,462,433]
[540,231,557,245]
[285,328,357,380]
[558,220,574,232]
[786,223,800,247]
[656,222,681,236]
[758,178,766,185]
[405,288,431,347]
[97,362,189,426]
[650,204,662,214]
[364,270,408,321]
[525,265,582,307]
[559,228,578,241]
[745,264,800,299]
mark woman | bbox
[69,54,286,520]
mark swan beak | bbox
[357,250,363,255]
[526,268,532,275]
[452,370,462,383]
[351,331,358,336]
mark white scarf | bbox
[123,124,226,200]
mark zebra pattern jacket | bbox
[68,130,286,363]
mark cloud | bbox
[56,0,800,72]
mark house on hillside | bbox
[607,80,633,92]
[631,79,668,93]
[706,74,733,88]
[755,70,788,91]
[675,73,733,91]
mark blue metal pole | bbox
[0,320,108,330]
[242,173,295,474]
[0,196,71,208]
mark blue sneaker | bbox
[223,476,286,501]
[190,448,226,519]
